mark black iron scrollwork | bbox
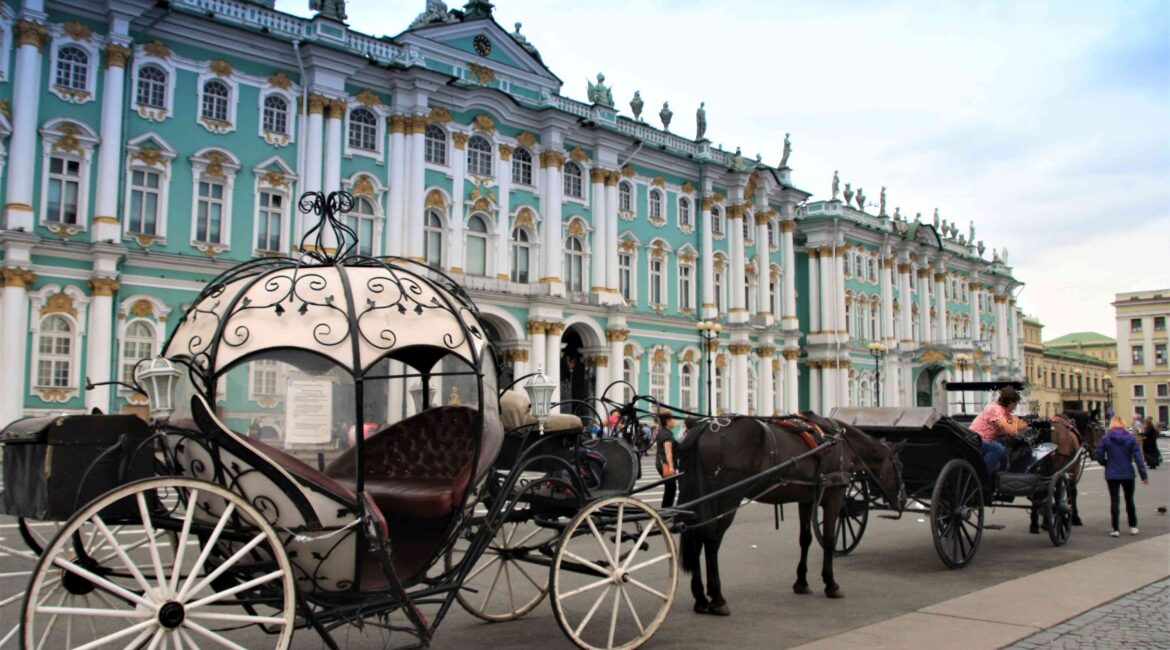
[299,191,360,264]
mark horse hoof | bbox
[1072,518,1084,527]
[693,601,710,614]
[708,600,731,616]
[793,583,811,595]
[825,587,845,599]
[1029,525,1040,535]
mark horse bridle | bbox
[811,416,905,512]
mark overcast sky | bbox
[281,0,1170,340]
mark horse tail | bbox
[681,529,701,574]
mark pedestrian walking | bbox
[1140,417,1162,470]
[1097,415,1149,537]
[655,410,678,508]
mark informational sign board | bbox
[284,379,333,446]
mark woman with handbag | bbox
[1096,415,1149,537]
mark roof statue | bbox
[696,102,707,140]
[409,0,456,28]
[831,170,840,200]
[1002,248,1009,265]
[510,22,543,62]
[855,187,866,211]
[462,0,494,19]
[969,220,975,243]
[659,101,673,131]
[933,208,940,229]
[780,133,792,167]
[879,186,887,216]
[993,248,1001,263]
[941,218,949,236]
[629,91,644,121]
[914,212,922,224]
[310,0,347,21]
[587,73,614,108]
[978,240,986,257]
[843,183,854,206]
[893,206,901,220]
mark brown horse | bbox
[677,413,904,614]
[1029,411,1095,531]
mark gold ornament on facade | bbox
[261,170,288,189]
[682,349,698,363]
[203,151,229,179]
[516,132,537,148]
[619,239,636,253]
[606,328,630,343]
[754,212,770,225]
[325,98,347,119]
[526,320,548,335]
[678,250,696,263]
[623,343,638,358]
[497,143,513,161]
[0,99,9,120]
[755,346,776,358]
[715,355,729,369]
[41,292,78,317]
[388,114,407,133]
[472,114,495,132]
[920,349,946,364]
[744,171,759,199]
[63,21,93,41]
[355,89,382,107]
[306,94,328,115]
[681,182,695,194]
[604,170,619,186]
[704,339,719,353]
[451,132,469,149]
[780,219,796,233]
[651,348,668,364]
[547,322,565,335]
[424,190,446,210]
[267,71,292,89]
[15,20,50,50]
[129,299,155,318]
[1,268,36,288]
[514,208,534,228]
[351,175,375,197]
[782,349,800,361]
[134,147,166,167]
[468,63,494,85]
[621,165,636,178]
[589,167,608,183]
[89,277,120,296]
[651,175,665,187]
[46,222,80,238]
[143,40,170,58]
[427,106,452,124]
[539,149,565,170]
[650,241,666,260]
[37,388,70,403]
[472,197,491,211]
[713,257,725,271]
[210,59,233,77]
[568,220,585,237]
[729,343,752,355]
[104,43,130,68]
[51,129,82,155]
[569,147,588,163]
[54,86,92,103]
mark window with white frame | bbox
[715,365,725,413]
[619,181,633,212]
[424,210,444,267]
[424,125,447,165]
[195,180,226,244]
[564,235,585,292]
[252,359,281,397]
[679,262,694,311]
[510,227,531,283]
[742,216,750,243]
[649,189,663,221]
[465,214,490,276]
[127,168,162,235]
[563,162,583,199]
[650,358,668,404]
[262,95,289,135]
[623,358,636,403]
[679,198,692,228]
[845,293,855,338]
[680,363,696,411]
[55,45,88,91]
[746,272,757,313]
[619,250,633,302]
[467,136,493,177]
[855,254,864,280]
[511,148,533,185]
[868,258,878,283]
[843,253,852,278]
[36,315,73,388]
[711,207,723,235]
[201,80,230,122]
[767,220,776,248]
[649,255,665,307]
[769,274,780,316]
[1133,384,1145,398]
[714,262,726,313]
[120,320,155,386]
[348,108,378,151]
[747,366,757,415]
[46,156,81,224]
[870,300,880,341]
[136,64,167,109]
[347,196,377,257]
[256,190,284,253]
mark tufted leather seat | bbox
[325,406,479,519]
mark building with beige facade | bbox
[1114,290,1170,427]
[1022,316,1112,417]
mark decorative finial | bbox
[629,91,644,121]
[659,101,673,131]
[855,187,866,210]
[843,183,854,206]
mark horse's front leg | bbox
[1070,476,1083,526]
[705,525,730,615]
[820,491,843,598]
[793,501,812,595]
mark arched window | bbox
[56,46,88,90]
[680,363,696,411]
[563,162,583,199]
[713,262,725,313]
[649,189,663,220]
[512,148,533,185]
[856,297,868,339]
[201,80,230,122]
[715,365,726,413]
[136,64,167,109]
[870,300,880,342]
[36,315,73,388]
[618,181,633,212]
[650,358,667,404]
[348,108,378,151]
[465,214,489,276]
[121,321,155,384]
[767,220,776,247]
[262,95,289,135]
[424,210,444,267]
[711,206,723,235]
[510,227,531,283]
[347,196,376,256]
[860,378,872,407]
[467,135,493,176]
[424,125,447,165]
[679,198,692,228]
[845,293,854,338]
[843,253,852,278]
[563,234,585,292]
[618,249,633,302]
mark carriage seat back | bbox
[325,406,478,519]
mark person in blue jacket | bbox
[1097,415,1149,537]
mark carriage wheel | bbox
[1047,474,1073,547]
[550,496,676,650]
[929,459,984,570]
[0,519,65,648]
[21,477,296,649]
[446,501,557,622]
[813,474,870,556]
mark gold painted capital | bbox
[780,219,796,233]
[104,43,131,68]
[754,212,770,226]
[897,263,913,274]
[307,94,328,115]
[729,343,752,355]
[325,98,348,119]
[993,295,1007,304]
[1,267,36,288]
[498,143,513,161]
[15,21,49,51]
[917,268,931,278]
[934,272,947,282]
[590,167,608,183]
[89,277,120,296]
[547,322,566,336]
[539,150,565,170]
[526,320,548,335]
[704,339,720,353]
[782,349,800,361]
[755,346,776,358]
[452,132,469,149]
[606,328,630,343]
[389,114,407,133]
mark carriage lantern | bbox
[524,365,556,433]
[136,356,182,422]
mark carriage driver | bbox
[969,386,1027,475]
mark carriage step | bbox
[984,524,1006,530]
[878,515,900,520]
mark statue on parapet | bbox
[629,91,644,121]
[311,0,347,21]
[587,73,614,108]
[856,187,866,210]
[510,23,543,62]
[659,102,673,131]
[780,133,792,167]
[879,186,887,216]
[933,208,940,229]
[969,220,975,244]
[696,102,707,140]
[843,183,854,206]
[831,170,840,200]
[408,0,455,28]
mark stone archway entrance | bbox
[916,365,944,408]
[559,326,594,420]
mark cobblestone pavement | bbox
[1004,578,1170,650]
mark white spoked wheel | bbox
[447,505,557,622]
[0,519,67,648]
[550,496,677,650]
[21,477,296,649]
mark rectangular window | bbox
[1155,383,1168,398]
[1155,316,1166,331]
[347,216,374,257]
[47,157,81,224]
[1133,384,1145,398]
[650,259,663,306]
[1131,318,1143,332]
[256,191,283,252]
[1135,405,1146,419]
[680,265,693,310]
[252,360,280,396]
[1156,343,1167,366]
[128,169,161,235]
[196,180,225,243]
[511,242,529,284]
[618,253,632,301]
[1133,345,1145,366]
[1158,405,1168,428]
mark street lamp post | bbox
[867,342,887,407]
[1074,368,1083,410]
[1103,374,1113,420]
[698,321,723,416]
[954,353,973,414]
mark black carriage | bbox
[826,402,1083,569]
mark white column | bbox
[4,21,46,230]
[970,281,981,343]
[302,95,325,236]
[323,100,343,194]
[834,249,847,340]
[808,249,821,333]
[784,351,800,413]
[934,270,948,345]
[604,173,620,294]
[810,364,821,413]
[700,195,715,318]
[528,320,547,385]
[917,267,931,343]
[386,115,407,257]
[607,329,627,401]
[592,356,609,407]
[495,145,512,279]
[839,361,850,410]
[755,214,770,321]
[995,295,1008,362]
[85,278,119,413]
[407,116,427,260]
[758,347,774,415]
[731,345,750,414]
[539,150,564,293]
[545,323,564,412]
[881,257,895,345]
[728,205,747,322]
[820,362,834,411]
[780,218,798,330]
[448,132,466,272]
[819,248,833,332]
[91,42,129,241]
[0,267,34,426]
[1009,301,1021,371]
[898,262,913,347]
[590,168,606,296]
